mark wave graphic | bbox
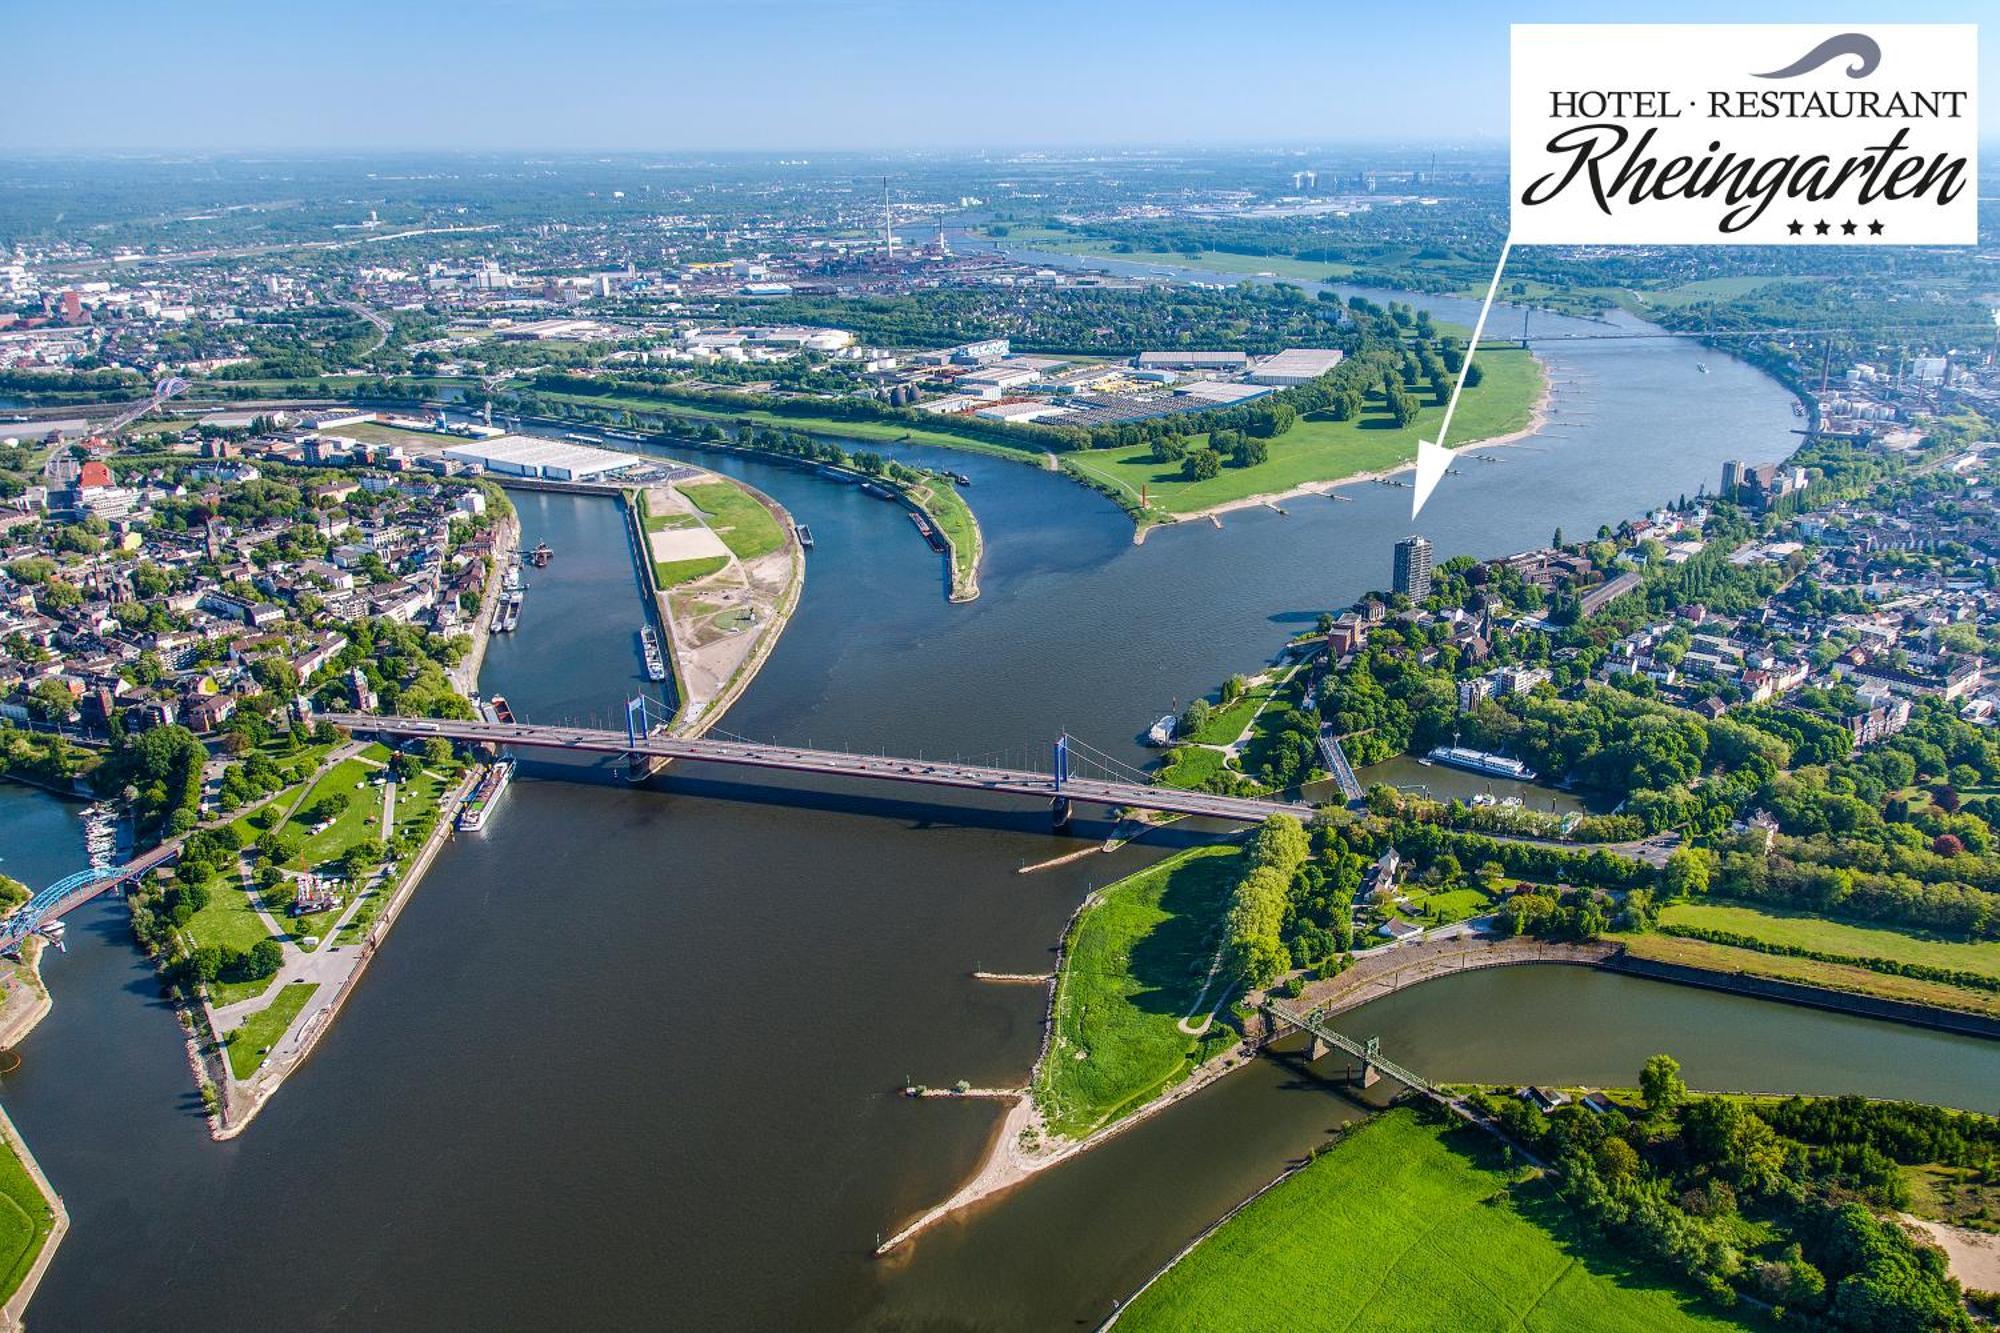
[1752,32,1881,80]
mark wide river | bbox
[8,276,2000,1331]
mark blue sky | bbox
[9,0,1993,151]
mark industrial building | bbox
[442,435,634,481]
[1173,380,1275,406]
[1137,350,1249,372]
[1249,347,1345,385]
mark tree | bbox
[1229,436,1269,468]
[1149,436,1187,463]
[421,737,453,767]
[1640,1053,1686,1115]
[1180,448,1222,481]
[1661,847,1711,899]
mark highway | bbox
[319,713,1312,825]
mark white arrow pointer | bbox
[1413,235,1515,520]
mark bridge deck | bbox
[320,713,1310,825]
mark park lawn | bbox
[1187,677,1279,746]
[388,766,455,845]
[679,479,785,560]
[1036,844,1246,1140]
[1618,932,2000,1018]
[1657,901,2000,981]
[656,554,729,587]
[282,758,386,872]
[186,879,283,1007]
[224,981,319,1080]
[1156,746,1233,792]
[1066,346,1541,517]
[1405,885,1494,926]
[225,792,292,844]
[0,1133,56,1310]
[1119,1107,1749,1333]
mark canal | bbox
[8,282,1999,1332]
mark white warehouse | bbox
[442,435,633,481]
[1249,348,1345,385]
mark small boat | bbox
[490,695,515,725]
[1147,714,1176,746]
[795,524,815,550]
[1695,362,1710,374]
[528,541,553,567]
[951,472,972,486]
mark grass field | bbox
[1118,1108,1748,1332]
[1187,677,1280,746]
[1406,886,1495,925]
[1657,901,2000,981]
[224,981,320,1080]
[184,881,282,1007]
[309,421,451,449]
[1066,347,1542,518]
[1036,845,1245,1140]
[281,757,386,872]
[655,554,729,587]
[679,479,785,560]
[0,1132,55,1311]
[1156,745,1233,791]
[1619,932,2000,1017]
[908,477,981,591]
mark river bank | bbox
[449,506,520,697]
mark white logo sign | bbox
[1510,24,1978,245]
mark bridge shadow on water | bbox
[507,753,1231,852]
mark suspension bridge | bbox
[318,699,1315,827]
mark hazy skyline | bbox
[10,0,1996,152]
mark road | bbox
[318,713,1312,826]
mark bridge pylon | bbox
[624,694,668,782]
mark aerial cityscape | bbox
[1,3,1999,1330]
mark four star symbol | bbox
[1788,219,1885,238]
